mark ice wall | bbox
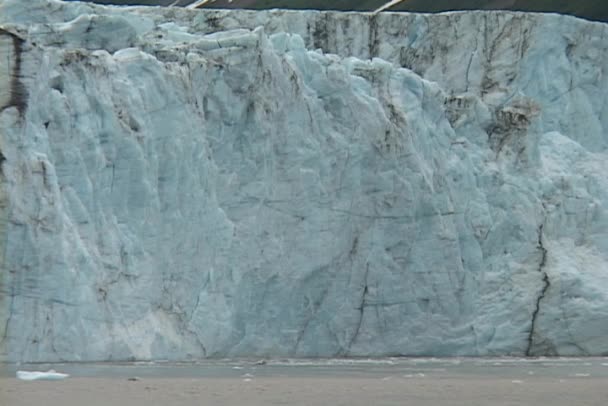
[0,0,607,362]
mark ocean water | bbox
[3,357,608,380]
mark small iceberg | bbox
[16,370,70,381]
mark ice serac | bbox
[0,0,607,362]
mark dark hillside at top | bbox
[65,1,608,23]
[205,0,608,23]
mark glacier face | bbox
[0,0,607,362]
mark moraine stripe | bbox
[0,28,27,115]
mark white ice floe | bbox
[16,370,70,381]
[403,373,426,378]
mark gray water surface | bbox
[3,357,608,380]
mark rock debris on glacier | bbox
[0,0,607,362]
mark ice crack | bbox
[344,263,370,355]
[526,223,550,356]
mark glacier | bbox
[0,0,607,362]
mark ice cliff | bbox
[1,0,607,362]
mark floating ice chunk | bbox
[403,373,426,378]
[17,370,69,381]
